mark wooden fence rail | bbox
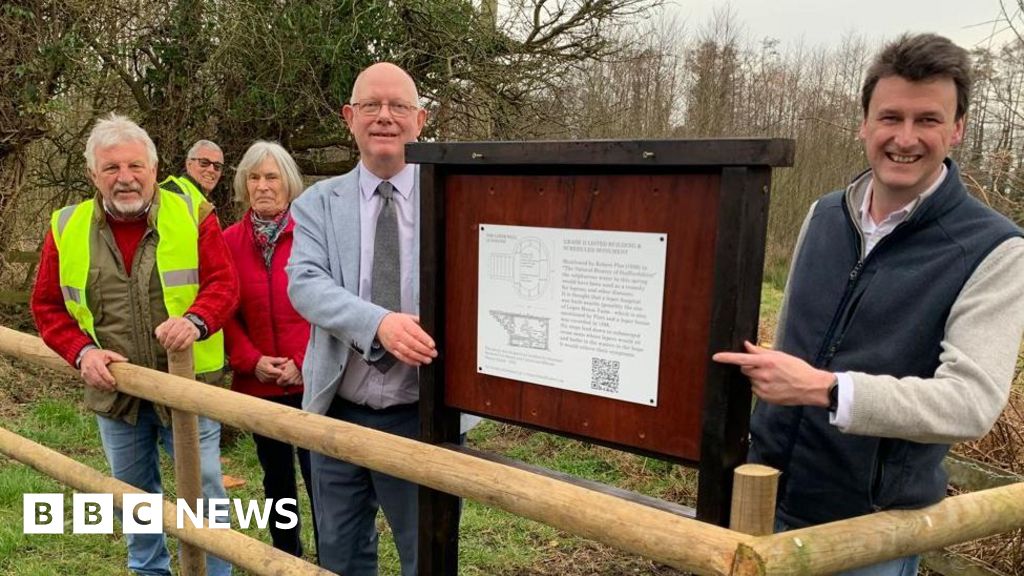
[1,325,1023,575]
[922,453,1024,576]
[731,481,1024,574]
[0,426,332,575]
[0,326,745,575]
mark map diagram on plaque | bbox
[490,311,550,350]
[489,237,551,299]
[479,224,667,406]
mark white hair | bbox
[84,113,158,172]
[187,139,222,159]
[232,141,305,205]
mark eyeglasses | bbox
[190,157,224,171]
[349,101,419,118]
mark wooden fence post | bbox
[729,464,780,536]
[169,347,206,576]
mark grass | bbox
[0,391,315,575]
[0,391,133,576]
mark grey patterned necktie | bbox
[371,181,399,373]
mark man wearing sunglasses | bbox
[184,140,225,196]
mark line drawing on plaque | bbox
[489,236,551,299]
[489,311,550,350]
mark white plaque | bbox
[477,224,667,406]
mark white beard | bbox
[103,196,149,221]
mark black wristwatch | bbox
[827,378,840,413]
[184,313,209,340]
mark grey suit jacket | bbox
[287,166,481,433]
[286,167,419,415]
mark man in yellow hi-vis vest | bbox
[30,113,239,576]
[183,139,225,196]
[159,139,225,210]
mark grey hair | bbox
[232,141,305,206]
[187,139,223,159]
[84,113,158,172]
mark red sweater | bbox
[222,211,309,397]
[32,210,239,367]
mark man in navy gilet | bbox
[715,33,1024,575]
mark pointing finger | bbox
[743,341,767,354]
[712,352,765,367]
[713,352,748,365]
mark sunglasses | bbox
[190,157,224,171]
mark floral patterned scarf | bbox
[250,207,290,269]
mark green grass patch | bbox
[0,461,132,575]
[19,399,100,451]
[760,282,784,320]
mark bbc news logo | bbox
[23,494,298,534]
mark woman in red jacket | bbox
[222,140,315,558]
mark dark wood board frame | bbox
[413,139,794,575]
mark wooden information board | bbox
[409,139,795,574]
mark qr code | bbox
[590,357,620,394]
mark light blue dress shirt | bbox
[336,162,419,408]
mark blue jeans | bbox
[775,518,919,575]
[97,402,232,576]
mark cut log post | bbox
[729,464,779,536]
[168,347,205,576]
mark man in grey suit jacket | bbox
[286,62,438,576]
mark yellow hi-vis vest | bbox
[159,174,209,206]
[50,188,225,374]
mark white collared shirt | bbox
[857,163,947,256]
